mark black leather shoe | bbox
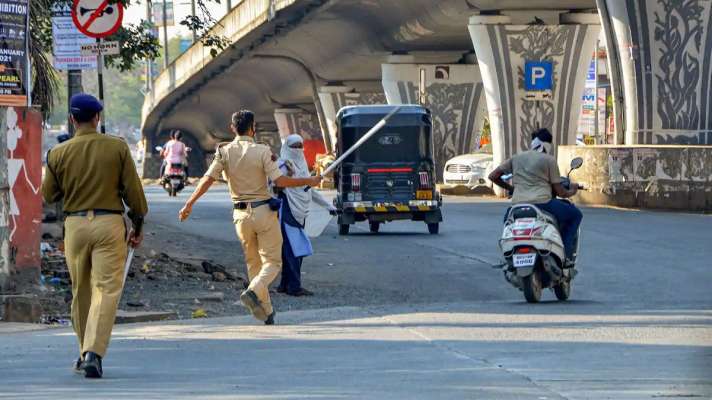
[240,290,268,321]
[265,311,276,325]
[276,286,287,294]
[73,357,83,374]
[82,352,103,379]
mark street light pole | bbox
[162,0,169,69]
[191,0,197,43]
[145,0,153,91]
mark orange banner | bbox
[7,107,42,271]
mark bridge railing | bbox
[143,0,298,122]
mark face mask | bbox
[531,137,552,154]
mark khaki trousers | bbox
[233,204,282,315]
[64,213,127,358]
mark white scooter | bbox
[498,157,584,303]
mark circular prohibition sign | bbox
[71,0,124,39]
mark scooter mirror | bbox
[570,157,583,170]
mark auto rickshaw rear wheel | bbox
[338,224,350,235]
[427,223,439,235]
[369,222,380,233]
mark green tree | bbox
[156,36,190,68]
[48,67,149,139]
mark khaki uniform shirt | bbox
[205,136,282,202]
[500,150,561,205]
[42,127,148,215]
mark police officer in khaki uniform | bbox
[42,94,148,379]
[179,110,321,324]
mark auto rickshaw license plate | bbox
[416,190,433,200]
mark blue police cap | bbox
[70,93,103,115]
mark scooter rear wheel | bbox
[522,272,542,303]
[554,280,571,301]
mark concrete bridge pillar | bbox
[273,108,327,168]
[255,129,281,155]
[318,85,386,153]
[598,0,712,145]
[468,13,600,169]
[381,58,487,180]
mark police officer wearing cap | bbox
[41,93,148,378]
[178,110,321,325]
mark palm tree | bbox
[29,0,59,118]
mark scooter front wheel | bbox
[522,271,542,303]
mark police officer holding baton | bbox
[41,93,148,378]
[179,110,321,325]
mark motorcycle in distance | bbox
[155,145,190,197]
[498,157,584,303]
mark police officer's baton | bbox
[123,248,135,285]
[303,106,401,192]
[322,106,402,177]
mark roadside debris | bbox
[35,235,249,322]
[201,261,237,281]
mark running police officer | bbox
[178,110,321,325]
[41,93,148,378]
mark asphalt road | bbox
[145,186,712,309]
[1,186,709,399]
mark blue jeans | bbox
[535,199,583,260]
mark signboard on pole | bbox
[81,41,120,56]
[71,0,124,39]
[52,4,97,70]
[152,1,175,26]
[524,61,553,91]
[523,60,553,102]
[0,0,30,106]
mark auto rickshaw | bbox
[334,105,443,235]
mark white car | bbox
[442,152,494,190]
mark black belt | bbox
[65,209,124,217]
[234,200,270,210]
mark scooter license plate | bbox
[513,253,537,267]
[170,179,181,186]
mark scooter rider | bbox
[488,128,583,265]
[162,131,189,180]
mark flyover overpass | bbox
[141,0,712,184]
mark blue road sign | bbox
[524,61,553,91]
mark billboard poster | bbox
[586,59,596,85]
[51,4,97,70]
[0,0,30,106]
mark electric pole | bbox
[162,0,169,69]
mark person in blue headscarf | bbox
[275,134,335,296]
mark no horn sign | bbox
[71,0,123,38]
